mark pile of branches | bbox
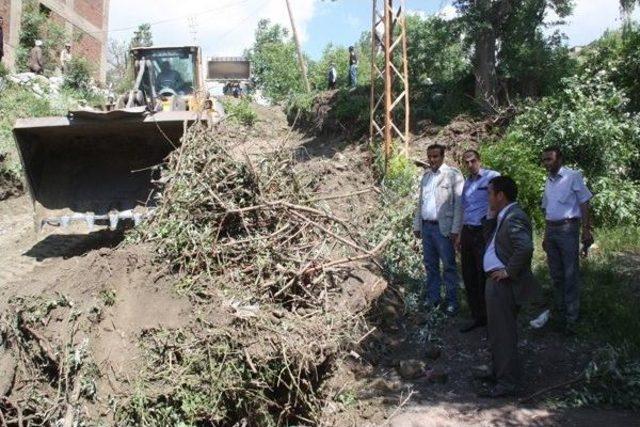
[0,295,96,427]
[140,123,386,308]
[120,122,387,425]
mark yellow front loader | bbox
[13,45,222,231]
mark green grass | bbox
[532,226,640,350]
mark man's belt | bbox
[423,220,438,225]
[462,224,483,230]
[546,218,580,226]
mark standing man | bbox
[413,144,464,316]
[28,40,44,75]
[541,146,593,333]
[60,43,72,74]
[347,46,358,89]
[327,63,337,90]
[0,16,5,65]
[480,176,536,397]
[458,150,500,333]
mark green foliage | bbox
[0,82,61,180]
[63,57,94,92]
[17,0,67,74]
[481,136,546,227]
[308,38,371,91]
[0,63,8,78]
[131,23,153,48]
[490,71,640,226]
[245,19,304,102]
[405,15,474,123]
[582,22,640,113]
[369,148,423,295]
[222,98,258,126]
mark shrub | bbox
[490,72,640,226]
[481,135,546,227]
[222,98,258,126]
[63,57,94,93]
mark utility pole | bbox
[370,0,410,172]
[285,0,311,93]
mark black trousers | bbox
[460,225,487,323]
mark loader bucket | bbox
[13,108,209,231]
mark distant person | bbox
[457,149,500,333]
[60,42,72,74]
[28,40,44,75]
[479,176,537,398]
[541,146,593,334]
[347,46,358,89]
[413,144,464,316]
[0,16,5,65]
[327,63,337,90]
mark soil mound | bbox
[288,88,370,138]
[0,120,387,426]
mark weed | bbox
[222,98,258,126]
[99,289,117,307]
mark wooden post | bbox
[285,0,311,93]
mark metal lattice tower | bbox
[370,0,410,171]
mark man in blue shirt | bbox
[458,150,500,333]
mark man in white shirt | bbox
[413,144,464,315]
[541,146,593,332]
[60,43,72,74]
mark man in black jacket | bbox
[479,176,537,397]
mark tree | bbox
[106,38,131,91]
[131,23,153,48]
[245,19,303,102]
[453,0,573,110]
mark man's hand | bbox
[452,233,461,251]
[413,230,421,239]
[489,269,509,282]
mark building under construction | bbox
[0,0,109,82]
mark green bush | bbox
[481,135,546,227]
[17,0,67,74]
[222,98,258,126]
[488,72,640,226]
[63,57,94,92]
[0,63,8,78]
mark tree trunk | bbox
[473,27,498,112]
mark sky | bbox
[107,0,639,60]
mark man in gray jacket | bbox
[413,144,464,315]
[479,176,537,397]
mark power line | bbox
[90,0,253,35]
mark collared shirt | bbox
[542,166,592,221]
[462,168,500,226]
[483,202,517,272]
[421,167,441,221]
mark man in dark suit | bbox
[479,176,536,397]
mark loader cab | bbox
[131,46,202,99]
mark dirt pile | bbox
[411,115,498,165]
[0,245,190,425]
[0,118,388,426]
[288,88,370,138]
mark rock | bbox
[397,359,426,380]
[424,345,442,360]
[423,368,448,384]
[370,377,401,392]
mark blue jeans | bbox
[348,64,357,88]
[421,221,459,309]
[545,221,581,323]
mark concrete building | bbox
[0,0,109,82]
